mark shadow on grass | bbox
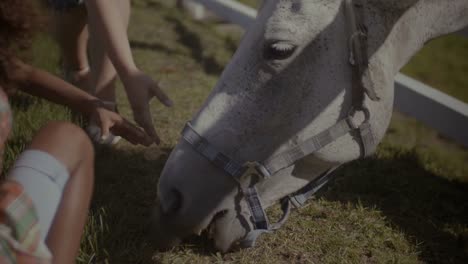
[9,93,40,112]
[81,144,467,263]
[322,152,468,264]
[80,145,172,263]
[84,148,468,263]
[164,16,225,75]
[83,145,221,262]
[130,40,180,55]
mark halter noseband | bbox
[180,0,379,248]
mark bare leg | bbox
[87,0,131,102]
[27,122,94,264]
[51,6,91,91]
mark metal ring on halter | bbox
[346,106,371,130]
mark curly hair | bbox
[0,0,41,87]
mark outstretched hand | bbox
[91,107,153,146]
[122,71,173,145]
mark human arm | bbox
[8,58,153,146]
[84,0,173,144]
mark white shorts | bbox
[7,150,70,239]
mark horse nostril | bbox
[162,188,184,215]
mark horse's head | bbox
[153,0,468,252]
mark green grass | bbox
[3,0,467,263]
[402,35,468,103]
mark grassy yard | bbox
[3,0,467,263]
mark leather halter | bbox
[180,0,380,248]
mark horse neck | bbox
[369,0,468,75]
[353,0,468,145]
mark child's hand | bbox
[91,106,153,146]
[121,71,173,145]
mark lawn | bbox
[3,0,467,263]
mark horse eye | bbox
[264,42,297,60]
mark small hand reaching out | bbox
[121,70,173,145]
[90,106,153,146]
[5,56,159,146]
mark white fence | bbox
[186,0,468,148]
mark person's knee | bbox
[29,121,94,171]
[33,121,93,151]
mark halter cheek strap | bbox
[181,108,366,247]
[179,0,380,248]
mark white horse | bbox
[153,0,468,252]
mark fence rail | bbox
[189,0,468,147]
[394,74,468,146]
